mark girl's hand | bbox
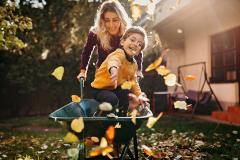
[138,93,149,106]
[110,67,118,88]
[128,93,149,110]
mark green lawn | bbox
[0,115,239,160]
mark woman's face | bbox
[103,11,121,36]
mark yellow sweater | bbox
[91,49,142,96]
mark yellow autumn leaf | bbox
[174,101,188,110]
[71,95,81,103]
[131,5,142,21]
[164,73,177,86]
[156,65,171,76]
[146,112,163,128]
[121,81,134,90]
[89,147,102,157]
[100,137,108,148]
[63,132,79,143]
[115,122,121,128]
[102,146,114,156]
[89,146,113,158]
[142,145,154,156]
[51,66,64,80]
[131,109,138,125]
[145,57,163,72]
[106,126,115,143]
[99,102,112,111]
[71,117,84,133]
[91,137,99,143]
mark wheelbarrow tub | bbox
[49,99,152,144]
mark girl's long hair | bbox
[92,0,132,51]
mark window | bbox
[210,27,240,83]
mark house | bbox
[150,0,240,110]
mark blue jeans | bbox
[92,87,130,116]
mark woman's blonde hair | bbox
[92,0,132,51]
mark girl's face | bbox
[103,11,121,36]
[121,33,144,57]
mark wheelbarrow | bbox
[49,78,153,159]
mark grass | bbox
[0,115,239,160]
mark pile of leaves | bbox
[0,116,239,160]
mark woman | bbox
[77,0,143,80]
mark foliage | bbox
[0,0,102,116]
[0,1,32,51]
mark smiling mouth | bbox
[129,47,137,54]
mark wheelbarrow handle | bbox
[79,77,85,98]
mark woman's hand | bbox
[77,69,86,80]
[109,67,118,88]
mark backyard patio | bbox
[1,0,240,159]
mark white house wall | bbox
[154,0,240,108]
[184,0,240,108]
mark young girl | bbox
[77,0,144,80]
[91,26,148,115]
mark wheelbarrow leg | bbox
[133,130,138,159]
[119,142,130,160]
[127,149,134,159]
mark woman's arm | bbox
[135,51,143,77]
[80,30,97,71]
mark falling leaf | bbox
[107,113,118,118]
[121,81,134,90]
[174,101,187,110]
[131,5,142,21]
[99,102,112,111]
[71,95,81,103]
[171,129,176,134]
[164,73,177,86]
[100,137,108,148]
[153,33,162,47]
[89,146,113,158]
[146,112,163,128]
[41,49,49,60]
[145,57,163,72]
[89,147,102,157]
[71,117,84,133]
[91,137,99,143]
[67,148,79,159]
[102,146,114,156]
[184,75,196,81]
[156,65,171,76]
[142,145,154,156]
[106,126,115,143]
[130,109,138,125]
[51,66,64,80]
[115,122,121,128]
[146,2,156,15]
[63,132,79,143]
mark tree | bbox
[0,0,32,51]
